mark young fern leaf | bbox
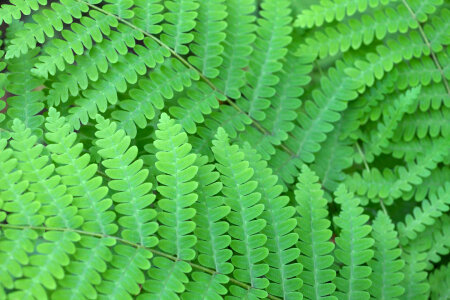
[333,184,374,300]
[184,155,232,299]
[295,165,336,299]
[138,113,198,299]
[243,144,302,299]
[368,211,405,299]
[45,108,117,235]
[212,128,269,299]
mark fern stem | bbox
[355,142,370,172]
[0,223,282,300]
[75,0,295,157]
[400,0,450,95]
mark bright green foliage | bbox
[397,182,450,245]
[369,212,405,299]
[333,185,374,300]
[153,113,197,260]
[400,239,430,300]
[0,0,449,299]
[295,166,336,299]
[243,144,302,299]
[212,128,269,299]
[429,263,450,300]
[95,116,158,247]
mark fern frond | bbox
[190,105,252,158]
[402,166,450,201]
[32,10,119,78]
[412,214,450,270]
[270,60,360,184]
[299,4,417,59]
[212,0,256,99]
[161,0,199,55]
[140,113,198,298]
[9,119,82,299]
[112,58,198,137]
[5,0,88,59]
[400,239,430,300]
[0,0,47,25]
[52,236,115,300]
[153,112,198,259]
[240,52,313,160]
[238,0,292,121]
[295,165,336,299]
[429,263,450,300]
[243,144,302,299]
[188,0,226,78]
[362,86,420,162]
[346,138,450,204]
[47,36,169,107]
[95,116,158,247]
[97,244,152,300]
[333,185,374,300]
[5,47,45,138]
[368,211,404,299]
[397,182,450,245]
[169,81,222,134]
[294,0,392,28]
[311,123,354,192]
[45,108,117,235]
[212,128,269,298]
[346,24,448,90]
[0,138,43,296]
[131,0,163,34]
[184,155,232,299]
[393,106,450,141]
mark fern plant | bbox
[0,0,449,299]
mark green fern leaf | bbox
[368,211,405,299]
[212,128,269,298]
[95,116,158,247]
[243,144,302,299]
[295,165,336,299]
[333,184,374,300]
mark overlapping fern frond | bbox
[0,0,448,298]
